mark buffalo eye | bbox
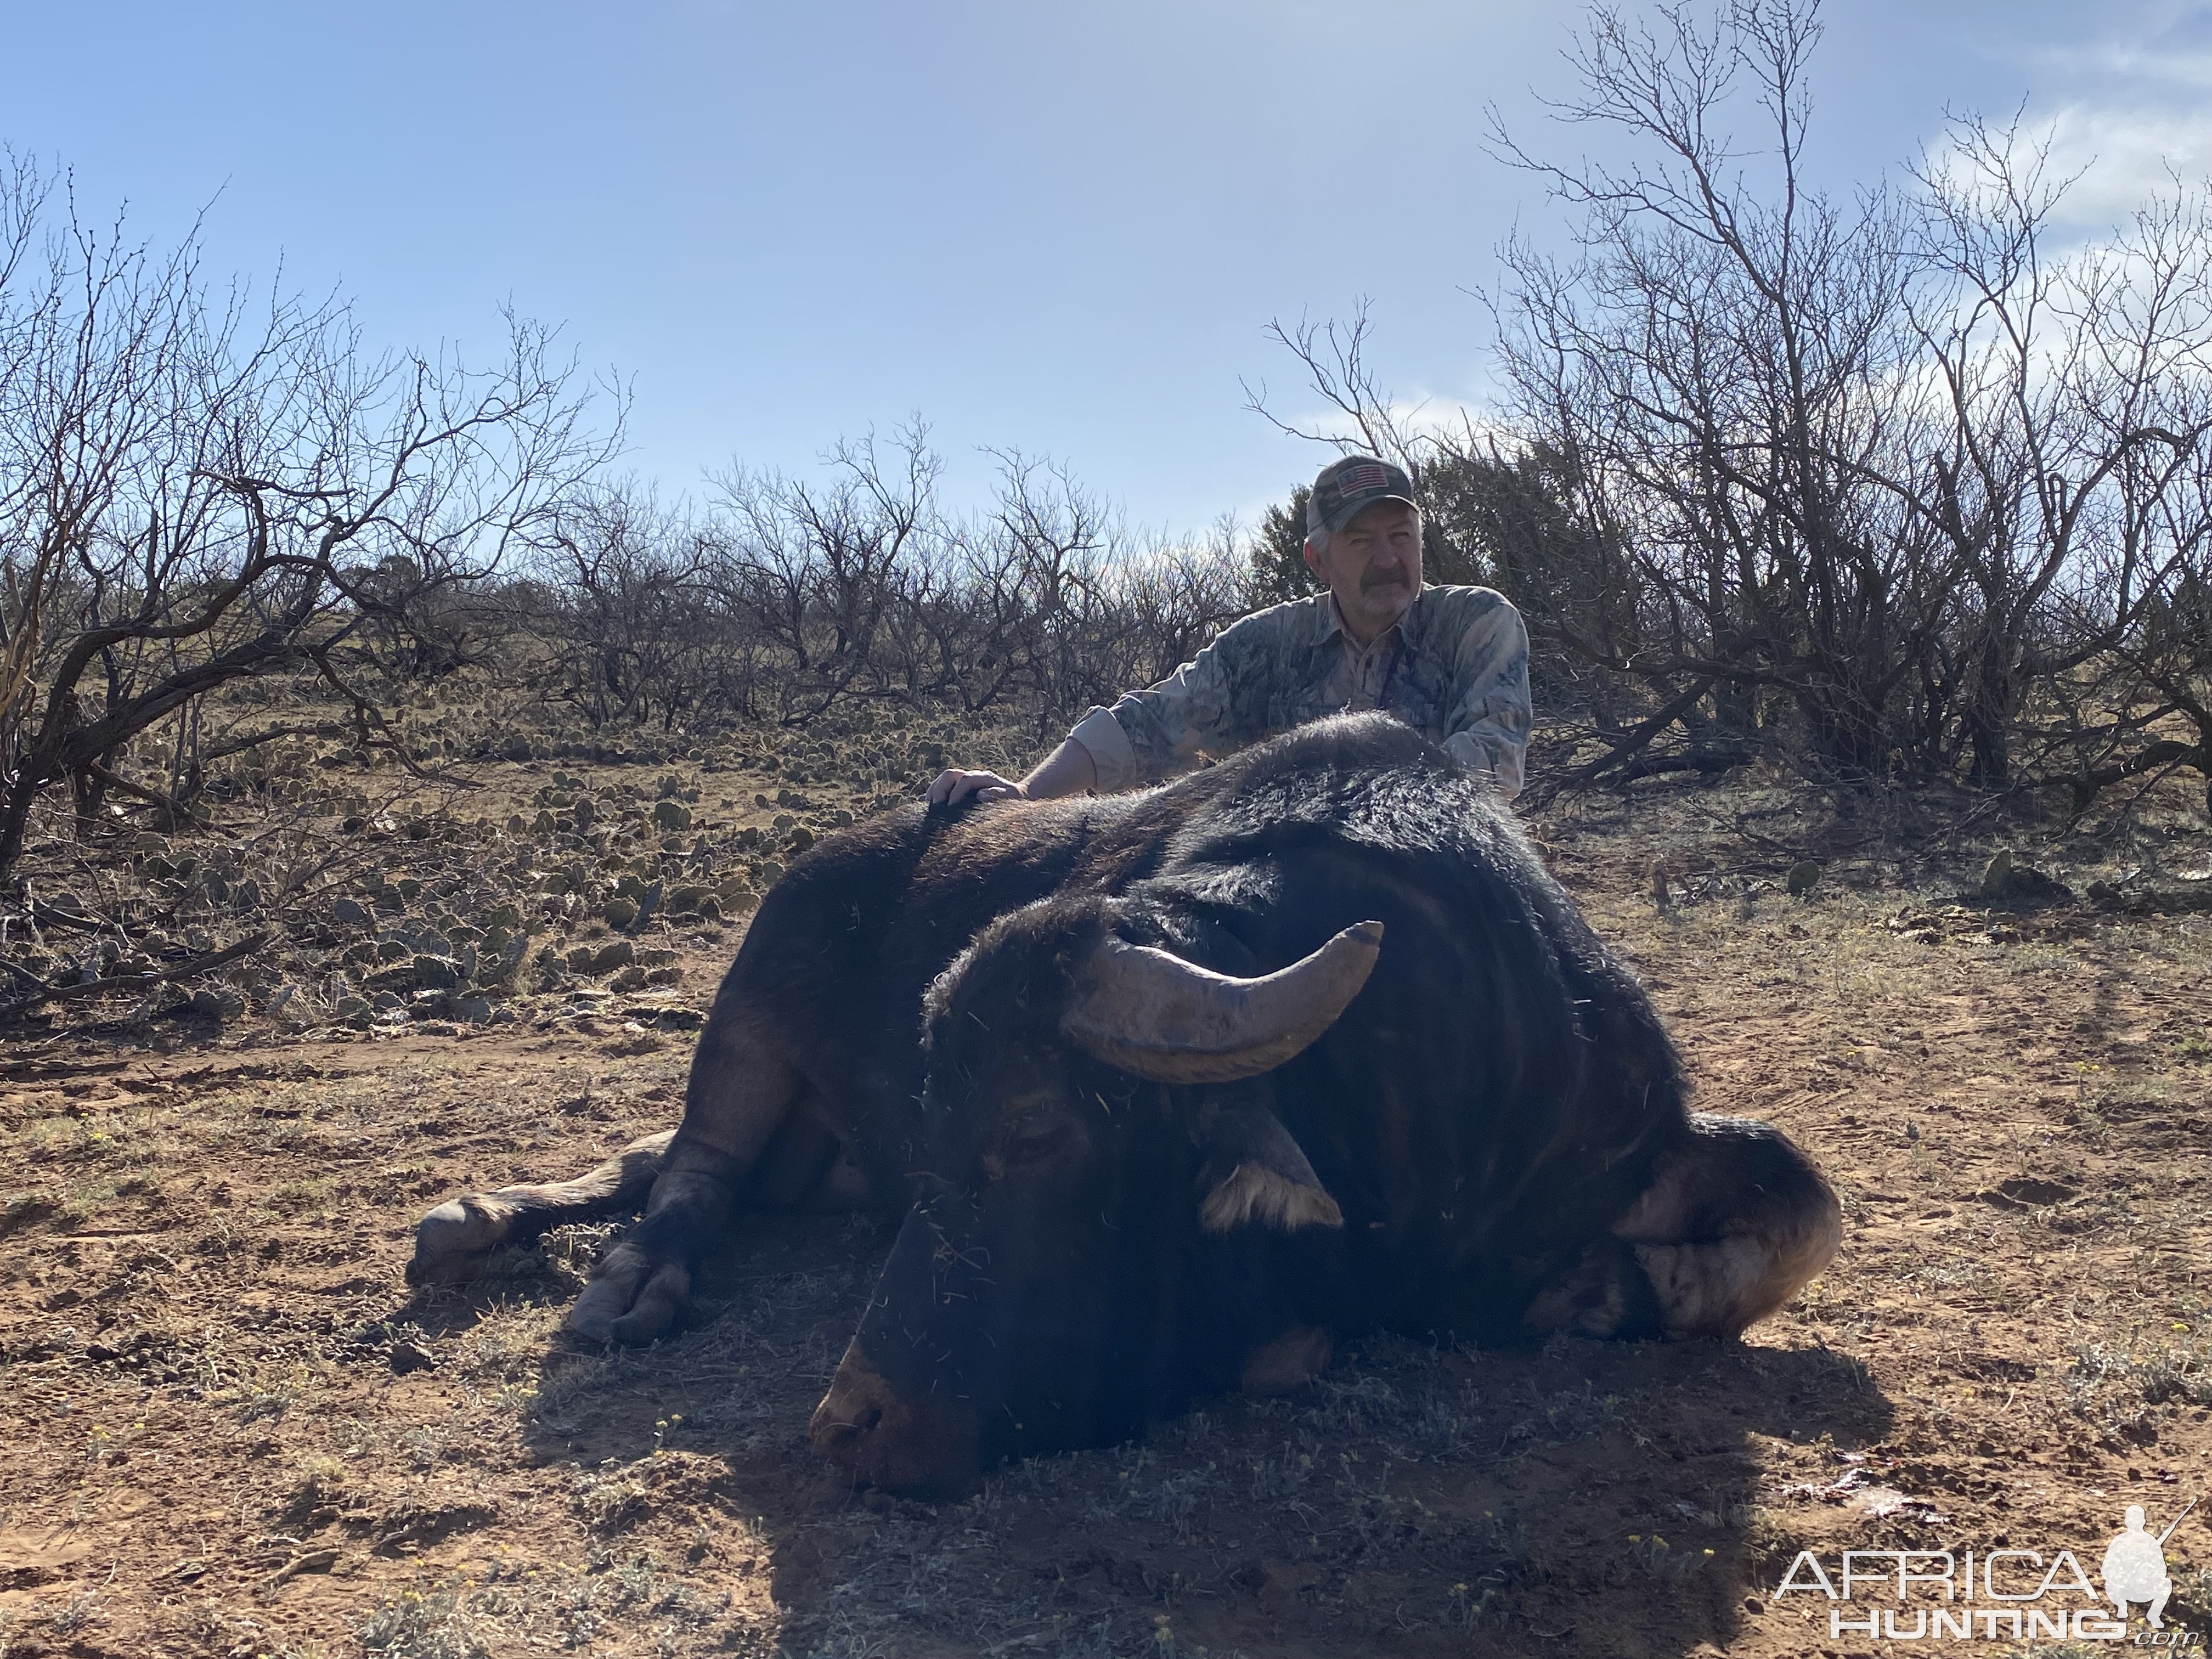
[998,1111,1073,1169]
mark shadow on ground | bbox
[462,1215,1895,1658]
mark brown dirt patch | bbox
[4,788,2211,1656]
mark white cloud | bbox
[2035,103,2212,222]
[1271,389,1510,460]
[1924,99,2212,232]
[1962,5,2212,224]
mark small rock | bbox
[190,987,246,1021]
[387,1337,438,1374]
[1786,860,1822,896]
[2005,863,2070,901]
[1978,849,2014,900]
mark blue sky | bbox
[9,1,2211,532]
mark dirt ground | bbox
[4,749,2210,1658]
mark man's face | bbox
[1304,500,1421,643]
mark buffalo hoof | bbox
[407,1195,520,1286]
[567,1241,690,1345]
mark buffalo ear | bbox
[1193,1094,1344,1234]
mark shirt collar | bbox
[1319,588,1420,650]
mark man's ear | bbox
[1191,1091,1343,1234]
[1301,533,1329,584]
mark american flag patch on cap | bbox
[1309,454,1414,531]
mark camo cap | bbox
[1306,455,1418,537]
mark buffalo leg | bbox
[567,999,812,1344]
[1607,1113,1841,1339]
[408,1130,673,1286]
[740,1099,877,1212]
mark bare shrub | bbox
[1248,1,2212,813]
[0,150,611,879]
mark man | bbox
[928,454,1531,806]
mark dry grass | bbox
[2,731,2210,1656]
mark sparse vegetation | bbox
[4,4,2212,1656]
[0,732,2206,1655]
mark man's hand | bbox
[927,768,1028,806]
[925,738,1098,807]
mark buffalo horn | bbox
[1060,920,1383,1085]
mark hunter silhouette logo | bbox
[2105,1499,2194,1632]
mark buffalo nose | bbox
[815,1397,882,1453]
[809,1341,898,1463]
[807,1339,983,1497]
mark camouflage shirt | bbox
[1068,585,1531,799]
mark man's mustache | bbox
[1360,569,1411,591]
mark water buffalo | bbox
[409,713,1839,1496]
